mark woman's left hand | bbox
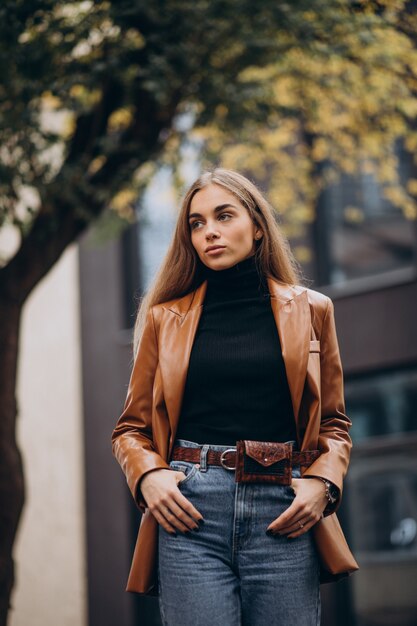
[266,477,327,538]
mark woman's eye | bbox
[190,214,232,230]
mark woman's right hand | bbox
[139,468,204,534]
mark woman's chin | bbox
[202,258,236,271]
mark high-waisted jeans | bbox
[158,438,321,626]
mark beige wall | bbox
[10,244,87,626]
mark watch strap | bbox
[316,477,338,503]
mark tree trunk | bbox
[0,88,175,623]
[0,299,25,626]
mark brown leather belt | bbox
[171,445,320,471]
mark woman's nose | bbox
[205,225,220,240]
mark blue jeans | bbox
[158,439,321,626]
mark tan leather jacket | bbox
[112,277,359,594]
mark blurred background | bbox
[1,1,417,625]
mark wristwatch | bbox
[316,478,339,504]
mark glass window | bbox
[137,156,201,292]
[316,144,416,286]
[346,445,417,626]
[345,369,417,442]
[137,166,178,293]
[344,368,417,626]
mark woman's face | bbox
[188,184,262,271]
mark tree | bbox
[191,1,417,254]
[1,1,416,623]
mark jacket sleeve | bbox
[302,297,353,516]
[111,307,170,511]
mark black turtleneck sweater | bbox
[175,255,298,446]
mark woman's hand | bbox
[266,477,327,538]
[139,468,204,535]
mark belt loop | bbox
[199,445,210,472]
[288,440,294,476]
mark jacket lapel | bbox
[159,281,207,450]
[161,277,311,449]
[267,278,311,438]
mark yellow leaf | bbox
[293,245,313,263]
[88,155,107,175]
[344,206,365,223]
[108,107,134,131]
[406,179,417,195]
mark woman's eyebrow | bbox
[188,203,237,220]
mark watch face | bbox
[328,483,339,502]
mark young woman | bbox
[112,168,358,625]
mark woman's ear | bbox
[254,230,263,241]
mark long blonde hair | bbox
[133,168,301,357]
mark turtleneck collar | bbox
[202,254,269,300]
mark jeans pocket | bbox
[169,461,199,485]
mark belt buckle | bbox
[220,448,236,471]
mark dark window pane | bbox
[319,144,416,285]
[345,369,417,442]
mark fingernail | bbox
[266,529,274,536]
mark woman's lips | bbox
[206,247,226,256]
